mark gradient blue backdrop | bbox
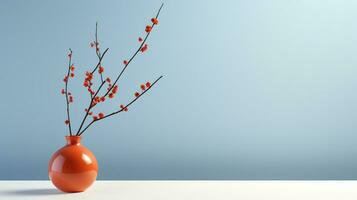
[1,0,357,180]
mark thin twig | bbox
[91,48,109,74]
[95,22,104,83]
[65,49,73,136]
[78,75,163,136]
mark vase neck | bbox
[65,136,81,145]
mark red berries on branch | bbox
[85,71,93,81]
[84,108,93,116]
[107,85,118,99]
[62,3,164,136]
[93,97,100,104]
[120,104,128,112]
[134,81,151,98]
[63,65,76,83]
[92,112,105,121]
[83,71,95,96]
[144,18,158,35]
[112,85,118,93]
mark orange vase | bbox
[48,136,98,193]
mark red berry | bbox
[61,89,65,94]
[140,84,146,90]
[100,96,105,102]
[151,18,159,25]
[134,92,140,97]
[98,66,104,74]
[123,60,128,65]
[120,104,128,112]
[94,96,100,103]
[85,71,93,81]
[64,120,69,125]
[70,66,75,71]
[109,93,114,98]
[112,85,118,94]
[145,82,151,88]
[93,116,98,121]
[138,37,143,42]
[140,44,148,52]
[145,25,152,33]
[70,73,75,78]
[106,77,111,83]
[98,112,104,118]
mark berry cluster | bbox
[134,82,152,98]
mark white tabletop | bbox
[0,181,357,200]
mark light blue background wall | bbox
[1,0,357,179]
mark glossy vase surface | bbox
[48,136,98,193]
